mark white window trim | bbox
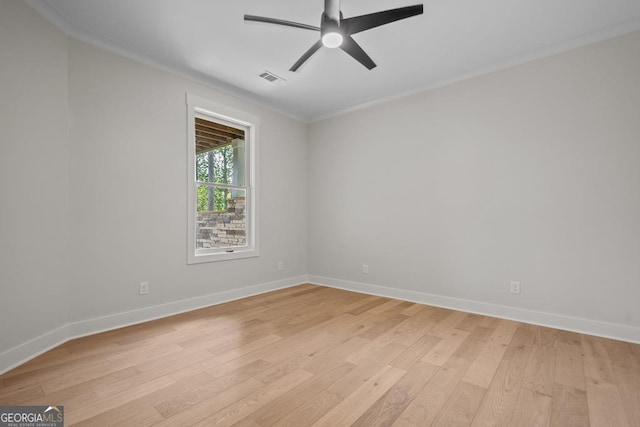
[186,93,260,264]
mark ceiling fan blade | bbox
[290,40,324,72]
[340,36,376,70]
[341,4,423,35]
[244,15,320,31]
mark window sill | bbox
[188,248,259,264]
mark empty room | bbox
[1,0,640,425]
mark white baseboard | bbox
[308,275,640,344]
[0,325,70,377]
[0,275,308,375]
[4,274,638,375]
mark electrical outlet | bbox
[510,281,521,294]
[362,264,369,274]
[277,261,284,271]
[139,282,149,295]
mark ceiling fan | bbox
[244,0,424,71]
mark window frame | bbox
[186,93,259,264]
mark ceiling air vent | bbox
[258,70,285,83]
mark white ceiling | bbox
[29,0,640,121]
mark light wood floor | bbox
[1,285,639,426]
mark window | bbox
[187,94,259,263]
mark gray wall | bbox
[308,31,640,330]
[67,38,308,322]
[0,0,69,352]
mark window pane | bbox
[195,118,245,186]
[196,186,247,250]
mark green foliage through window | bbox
[196,144,234,212]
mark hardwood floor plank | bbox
[205,323,273,354]
[136,347,214,374]
[302,336,367,374]
[585,376,630,427]
[0,384,44,405]
[154,359,270,419]
[430,311,470,338]
[275,313,334,337]
[312,364,406,427]
[174,319,265,350]
[509,327,536,349]
[400,302,426,316]
[604,338,640,370]
[231,418,262,427]
[358,313,411,341]
[470,337,533,427]
[30,381,99,412]
[364,298,405,315]
[343,295,385,314]
[203,352,267,378]
[556,330,583,346]
[256,331,341,364]
[478,316,501,329]
[347,296,391,315]
[612,364,640,427]
[421,329,470,366]
[352,361,439,427]
[64,375,176,425]
[75,373,216,426]
[210,333,283,363]
[529,325,558,348]
[153,378,265,426]
[384,307,439,346]
[488,319,520,345]
[78,404,164,426]
[328,343,407,399]
[522,345,556,396]
[344,334,404,365]
[114,325,177,346]
[93,350,213,399]
[456,314,487,332]
[248,361,355,426]
[251,353,311,384]
[582,335,616,382]
[632,342,640,365]
[462,342,509,389]
[394,356,468,426]
[390,333,442,370]
[193,369,313,426]
[431,381,486,426]
[554,342,586,391]
[509,387,552,427]
[467,325,496,342]
[549,384,589,427]
[453,327,494,360]
[41,366,138,405]
[272,390,343,427]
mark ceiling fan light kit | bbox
[322,32,343,48]
[245,0,423,71]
